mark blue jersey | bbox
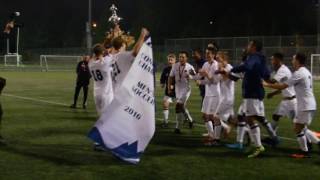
[231,52,270,100]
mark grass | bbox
[0,71,319,180]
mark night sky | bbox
[1,0,318,48]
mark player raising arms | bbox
[160,53,176,128]
[264,53,320,158]
[168,51,195,134]
[88,44,114,115]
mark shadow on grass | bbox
[0,142,131,166]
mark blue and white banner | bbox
[88,37,155,164]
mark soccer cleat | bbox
[247,146,265,158]
[226,143,244,150]
[291,151,311,158]
[70,104,76,109]
[82,104,87,109]
[174,128,181,134]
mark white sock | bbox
[221,121,230,130]
[260,117,277,138]
[305,129,320,144]
[297,130,308,152]
[214,125,222,140]
[184,108,193,122]
[175,113,183,129]
[237,122,246,144]
[206,121,214,138]
[250,124,262,147]
[163,110,169,123]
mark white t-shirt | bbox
[111,51,135,91]
[220,64,234,104]
[169,62,195,92]
[273,64,295,97]
[286,67,316,111]
[89,56,113,99]
[200,61,221,97]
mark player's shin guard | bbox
[250,124,262,147]
[297,129,308,152]
[305,129,320,144]
[163,109,169,124]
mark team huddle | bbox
[160,40,320,158]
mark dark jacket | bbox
[76,61,91,85]
[231,52,270,100]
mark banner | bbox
[88,37,155,164]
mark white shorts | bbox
[163,95,174,103]
[274,99,297,120]
[175,89,191,104]
[293,110,315,125]
[94,94,113,114]
[217,102,234,122]
[237,101,246,116]
[243,99,265,117]
[201,96,220,115]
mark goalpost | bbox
[40,55,83,72]
[311,54,320,80]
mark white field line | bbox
[3,93,296,142]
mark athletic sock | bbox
[261,117,277,138]
[206,121,214,139]
[214,125,222,140]
[184,108,193,122]
[297,130,308,152]
[237,121,246,144]
[163,110,169,124]
[175,113,183,129]
[305,129,320,144]
[250,124,262,147]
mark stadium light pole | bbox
[86,0,93,53]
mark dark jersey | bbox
[76,60,91,85]
[160,65,175,97]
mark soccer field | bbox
[0,71,319,180]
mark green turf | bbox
[0,71,319,180]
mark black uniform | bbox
[71,60,91,108]
[160,65,175,98]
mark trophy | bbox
[105,4,135,48]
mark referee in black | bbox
[70,55,91,109]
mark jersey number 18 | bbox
[91,70,104,81]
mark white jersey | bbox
[111,51,135,91]
[198,60,221,97]
[286,67,316,111]
[89,56,113,97]
[273,64,295,97]
[169,62,195,92]
[220,64,234,104]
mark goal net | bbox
[40,55,83,71]
[3,54,22,67]
[311,54,320,80]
